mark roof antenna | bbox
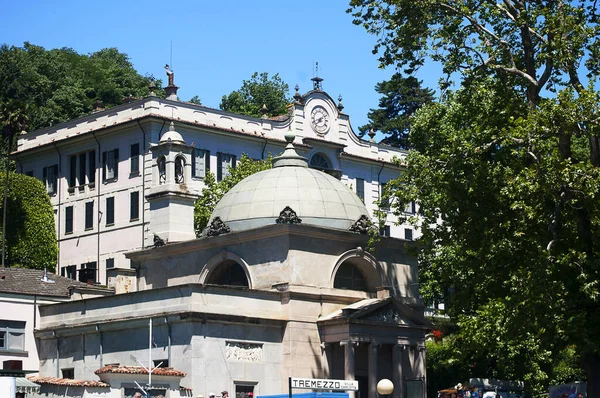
[41,266,55,283]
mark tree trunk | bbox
[583,353,600,397]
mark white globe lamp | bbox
[377,379,394,396]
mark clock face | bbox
[310,106,330,135]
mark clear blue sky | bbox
[1,0,441,135]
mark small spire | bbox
[92,100,105,113]
[169,121,176,131]
[337,94,344,112]
[311,61,323,90]
[368,128,376,143]
[261,104,269,119]
[294,84,302,104]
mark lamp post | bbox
[377,379,394,398]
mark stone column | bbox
[368,341,380,398]
[341,340,357,398]
[392,344,405,398]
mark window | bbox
[192,148,210,179]
[43,164,58,195]
[61,368,74,379]
[65,206,74,234]
[380,225,391,237]
[68,151,95,190]
[61,265,77,280]
[79,262,97,284]
[103,148,119,182]
[153,359,169,368]
[334,263,367,291]
[130,143,140,175]
[356,178,365,202]
[85,201,94,230]
[106,258,114,269]
[309,153,331,170]
[0,320,25,352]
[217,152,236,181]
[106,197,115,226]
[207,260,248,287]
[25,171,33,177]
[405,228,413,241]
[235,385,255,398]
[405,200,416,214]
[158,156,166,184]
[380,182,390,209]
[130,191,140,221]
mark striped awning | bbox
[16,377,40,393]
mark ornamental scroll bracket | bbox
[348,215,373,234]
[204,217,231,237]
[275,206,302,224]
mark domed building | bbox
[32,131,429,398]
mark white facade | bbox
[14,83,414,287]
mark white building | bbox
[13,73,414,287]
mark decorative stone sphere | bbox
[377,379,394,395]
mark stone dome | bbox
[208,136,370,233]
[159,122,185,144]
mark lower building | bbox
[31,137,429,398]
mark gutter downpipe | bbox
[55,332,59,378]
[91,132,101,283]
[377,161,386,199]
[136,120,148,249]
[261,137,268,160]
[52,143,63,273]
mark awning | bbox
[16,377,40,393]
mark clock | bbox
[310,106,330,135]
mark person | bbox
[222,391,229,398]
[577,393,584,398]
[134,393,142,398]
[209,393,216,398]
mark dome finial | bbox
[272,134,308,168]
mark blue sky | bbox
[1,0,441,136]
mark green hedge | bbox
[0,171,57,271]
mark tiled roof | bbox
[28,376,109,387]
[0,268,103,297]
[95,365,186,377]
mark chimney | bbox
[92,100,105,113]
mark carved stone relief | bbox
[365,306,406,324]
[204,217,231,237]
[275,206,302,224]
[348,215,372,234]
[225,341,263,362]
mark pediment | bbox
[319,297,432,329]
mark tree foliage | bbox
[349,0,600,394]
[220,72,291,118]
[0,42,163,134]
[359,74,435,149]
[194,154,272,236]
[0,172,58,271]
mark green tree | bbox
[0,172,58,271]
[188,95,202,105]
[194,154,272,236]
[349,0,600,394]
[220,72,291,118]
[0,42,162,133]
[359,74,435,149]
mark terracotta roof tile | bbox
[28,376,109,387]
[95,365,186,377]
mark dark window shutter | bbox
[114,149,119,179]
[217,152,222,181]
[69,156,77,187]
[102,151,107,181]
[205,150,210,173]
[89,151,96,184]
[43,167,47,181]
[191,149,196,178]
[232,155,237,169]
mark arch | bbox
[199,250,252,289]
[175,155,185,183]
[309,152,332,170]
[330,248,388,293]
[157,156,166,184]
